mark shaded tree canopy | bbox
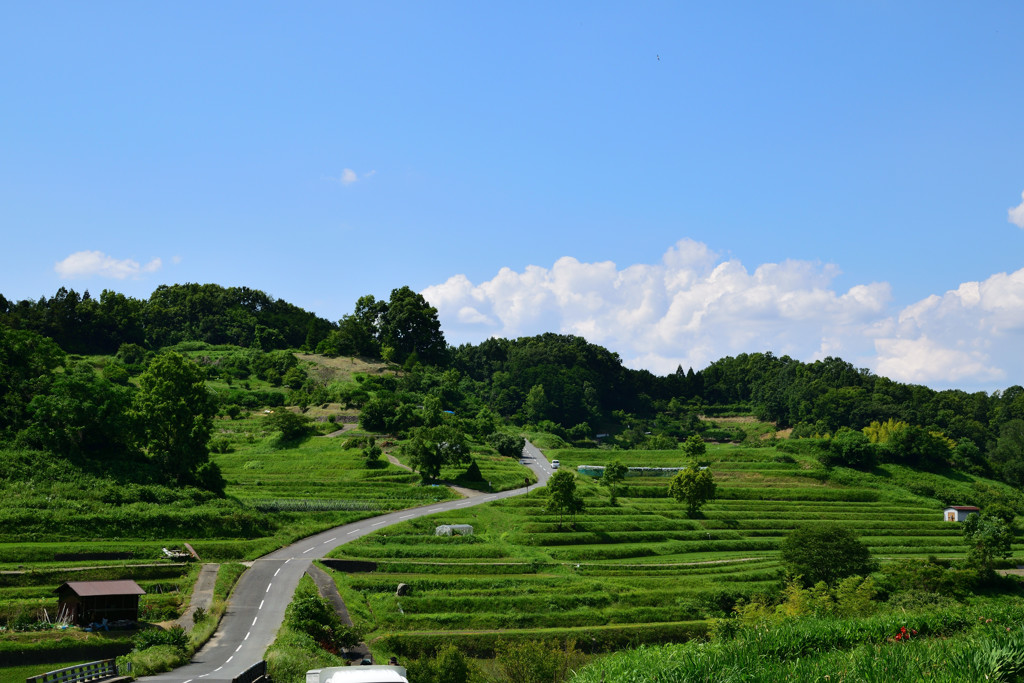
[545,469,584,526]
[668,465,716,516]
[133,351,222,491]
[780,524,875,586]
[401,424,471,480]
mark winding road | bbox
[142,442,551,682]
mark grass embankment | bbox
[264,576,349,682]
[323,439,1024,660]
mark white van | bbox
[307,666,408,683]
[551,460,560,470]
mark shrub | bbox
[132,626,188,653]
[406,644,473,683]
[285,593,360,652]
[495,638,585,683]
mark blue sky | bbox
[2,2,1023,391]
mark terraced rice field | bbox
[325,443,1024,657]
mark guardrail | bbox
[26,659,128,683]
[232,660,267,683]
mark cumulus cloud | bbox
[54,251,162,280]
[1010,190,1024,228]
[871,268,1024,386]
[423,240,1024,390]
[423,239,891,376]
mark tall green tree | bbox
[21,361,137,459]
[0,326,64,437]
[488,432,525,459]
[668,465,716,516]
[401,424,470,480]
[133,352,221,490]
[545,469,584,527]
[780,524,875,586]
[522,384,551,423]
[378,286,447,364]
[962,512,1014,575]
[681,434,707,460]
[601,460,628,505]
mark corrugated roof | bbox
[946,506,981,511]
[57,580,146,597]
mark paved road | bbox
[142,442,551,683]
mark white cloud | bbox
[423,239,890,377]
[330,168,375,186]
[424,241,1024,390]
[54,251,162,280]
[1009,190,1024,228]
[871,268,1024,386]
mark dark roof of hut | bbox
[57,580,146,597]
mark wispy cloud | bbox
[329,168,376,186]
[1009,190,1024,228]
[423,240,1024,390]
[54,251,162,279]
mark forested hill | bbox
[3,283,1024,490]
[0,283,335,355]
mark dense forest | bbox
[2,282,1024,492]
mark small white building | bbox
[944,506,980,522]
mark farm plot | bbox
[325,443,1013,657]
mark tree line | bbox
[5,282,1024,491]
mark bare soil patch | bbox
[295,353,394,384]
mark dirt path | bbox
[323,424,357,437]
[178,563,220,632]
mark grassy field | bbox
[323,439,1024,660]
[7,353,1022,682]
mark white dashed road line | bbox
[265,584,272,593]
[400,514,414,519]
[274,567,281,576]
[302,546,315,553]
[259,599,264,610]
[324,537,337,543]
[252,616,258,626]
[428,507,443,512]
[347,530,359,535]
[372,521,386,526]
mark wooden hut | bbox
[56,580,146,626]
